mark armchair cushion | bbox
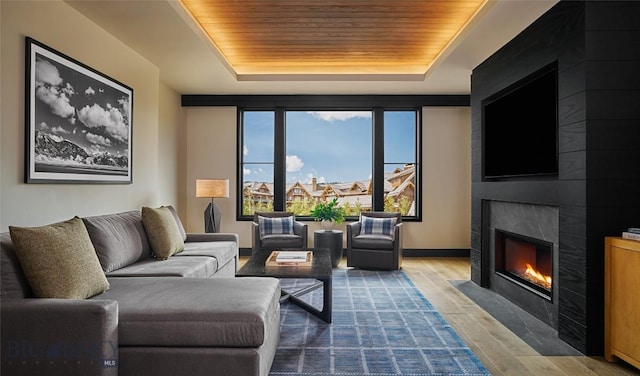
[360,216,397,237]
[258,216,294,239]
[8,217,110,299]
[260,234,304,250]
[352,233,395,250]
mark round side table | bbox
[314,230,343,268]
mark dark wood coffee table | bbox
[236,248,332,323]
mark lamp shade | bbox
[196,179,230,198]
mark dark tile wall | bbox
[470,1,640,355]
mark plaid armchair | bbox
[347,212,403,270]
[252,212,308,254]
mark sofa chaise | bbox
[0,208,281,376]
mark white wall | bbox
[185,106,471,250]
[157,82,186,211]
[0,0,181,231]
[185,107,238,234]
[420,107,471,249]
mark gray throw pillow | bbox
[165,205,187,241]
[142,206,185,260]
[83,210,151,273]
[9,217,110,299]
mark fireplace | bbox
[485,201,559,329]
[495,229,553,301]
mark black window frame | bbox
[238,106,422,222]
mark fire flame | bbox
[525,263,552,288]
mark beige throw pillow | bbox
[9,217,110,299]
[142,206,185,260]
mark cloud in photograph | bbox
[117,97,130,120]
[77,103,128,142]
[86,132,112,147]
[85,87,96,96]
[50,125,69,134]
[307,111,371,122]
[34,59,75,119]
[35,59,63,86]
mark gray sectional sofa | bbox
[0,209,281,376]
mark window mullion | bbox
[273,108,286,211]
[372,108,385,211]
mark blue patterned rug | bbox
[270,269,491,376]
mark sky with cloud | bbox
[243,110,416,184]
[33,51,131,158]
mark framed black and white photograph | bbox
[25,37,133,184]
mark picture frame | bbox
[25,37,133,184]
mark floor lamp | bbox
[196,179,229,233]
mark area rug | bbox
[270,269,491,376]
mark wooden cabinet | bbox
[605,237,640,369]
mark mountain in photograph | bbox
[35,130,88,159]
[35,130,128,168]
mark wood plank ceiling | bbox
[179,0,487,79]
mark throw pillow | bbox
[165,205,187,241]
[9,217,110,299]
[83,210,151,273]
[142,206,185,260]
[360,216,397,237]
[259,216,294,239]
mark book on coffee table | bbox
[266,251,313,266]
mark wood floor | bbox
[240,255,639,375]
[399,257,640,376]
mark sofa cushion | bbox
[1,232,34,298]
[177,241,237,270]
[96,277,281,347]
[142,206,185,260]
[8,217,109,299]
[258,216,293,239]
[360,216,397,237]
[106,256,217,278]
[83,210,151,273]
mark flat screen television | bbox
[482,62,558,180]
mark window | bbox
[241,111,275,214]
[240,108,420,220]
[384,111,417,215]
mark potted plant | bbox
[310,197,345,231]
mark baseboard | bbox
[239,248,470,258]
[403,248,470,257]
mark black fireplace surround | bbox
[471,1,640,355]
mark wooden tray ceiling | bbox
[180,0,487,80]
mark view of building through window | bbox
[241,110,418,218]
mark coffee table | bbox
[236,248,332,323]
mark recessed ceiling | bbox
[64,0,559,94]
[179,0,487,80]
